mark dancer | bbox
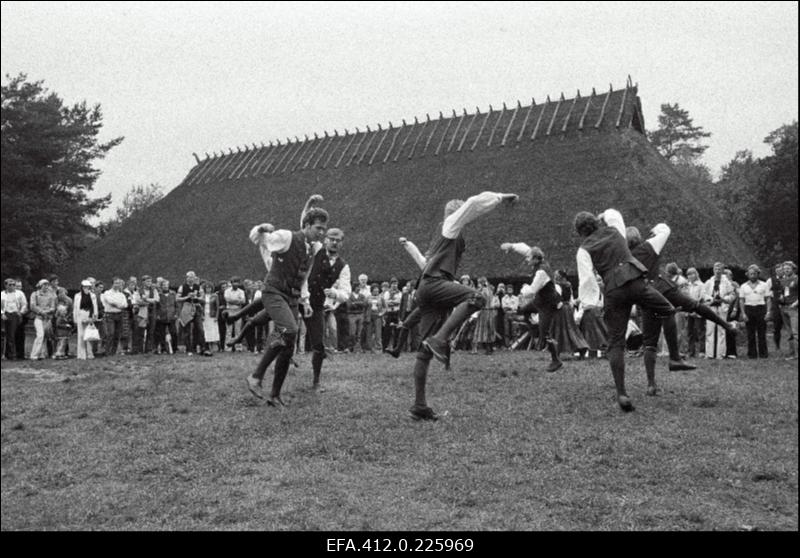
[244,206,329,406]
[224,194,324,346]
[411,191,519,421]
[500,242,565,372]
[574,209,674,412]
[304,227,351,391]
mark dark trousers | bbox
[15,315,27,359]
[304,306,327,377]
[182,314,205,353]
[335,309,349,351]
[687,315,705,356]
[744,305,768,358]
[104,313,124,355]
[252,291,299,398]
[382,311,400,349]
[415,278,482,352]
[154,320,179,353]
[4,313,22,359]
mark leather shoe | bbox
[409,404,439,421]
[246,375,264,399]
[546,359,563,373]
[668,359,697,371]
[266,395,286,407]
[423,337,450,367]
[618,395,635,412]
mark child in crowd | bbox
[53,304,73,359]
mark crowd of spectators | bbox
[1,260,797,362]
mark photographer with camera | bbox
[701,262,736,359]
[177,271,211,356]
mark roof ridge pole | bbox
[291,135,313,172]
[435,110,456,156]
[578,88,596,131]
[421,113,441,157]
[457,107,480,152]
[205,151,229,182]
[237,142,269,179]
[615,82,629,129]
[531,96,549,141]
[270,138,294,174]
[501,100,521,147]
[358,126,377,165]
[323,130,345,169]
[393,119,413,161]
[230,143,260,179]
[516,98,535,143]
[335,129,357,168]
[545,94,564,136]
[383,123,403,163]
[348,128,367,166]
[407,116,427,159]
[278,137,303,174]
[471,105,492,151]
[312,131,334,170]
[561,90,579,134]
[487,102,506,147]
[191,155,215,184]
[192,152,201,164]
[303,134,322,169]
[260,140,286,175]
[369,123,391,165]
[447,109,467,153]
[594,84,613,129]
[198,151,221,183]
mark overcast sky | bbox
[2,1,797,221]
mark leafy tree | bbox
[1,73,123,283]
[648,103,711,163]
[98,183,165,236]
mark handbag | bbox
[83,322,101,342]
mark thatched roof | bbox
[59,79,755,288]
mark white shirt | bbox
[739,280,770,306]
[101,289,128,312]
[702,274,735,305]
[249,225,274,272]
[501,294,519,312]
[442,192,507,239]
[403,240,427,270]
[257,229,322,303]
[1,290,27,314]
[322,253,352,304]
[224,286,246,307]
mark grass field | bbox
[1,347,797,531]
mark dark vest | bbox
[308,250,346,309]
[631,241,675,294]
[581,227,646,293]
[422,231,466,282]
[266,231,313,298]
[533,262,561,311]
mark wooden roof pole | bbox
[358,126,378,165]
[516,98,535,143]
[269,138,295,174]
[278,137,304,174]
[594,84,613,129]
[407,116,428,159]
[322,131,345,169]
[560,91,579,134]
[228,144,257,179]
[435,110,455,156]
[369,124,391,165]
[291,135,313,172]
[261,140,287,174]
[447,109,467,153]
[487,103,506,147]
[348,128,368,167]
[421,112,442,157]
[213,148,240,180]
[335,129,357,168]
[578,88,596,131]
[393,119,413,162]
[185,158,210,186]
[501,101,521,147]
[457,108,480,152]
[615,84,629,129]
[303,134,322,170]
[530,96,549,141]
[312,131,335,170]
[545,94,564,136]
[471,106,492,151]
[383,124,403,163]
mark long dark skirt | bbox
[545,305,589,354]
[580,307,608,351]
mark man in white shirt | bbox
[2,278,28,360]
[739,264,771,358]
[501,284,520,347]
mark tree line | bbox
[2,75,797,285]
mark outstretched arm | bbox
[598,208,626,238]
[400,237,427,270]
[442,192,518,239]
[500,242,534,261]
[300,194,324,227]
[576,247,601,304]
[646,223,671,255]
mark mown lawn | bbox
[1,348,797,531]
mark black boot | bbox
[385,326,409,358]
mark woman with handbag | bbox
[29,279,57,360]
[73,279,99,360]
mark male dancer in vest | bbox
[305,227,351,392]
[574,209,674,412]
[412,191,519,420]
[224,195,324,347]
[626,224,737,395]
[500,242,564,372]
[245,207,328,406]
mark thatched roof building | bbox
[60,78,755,287]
